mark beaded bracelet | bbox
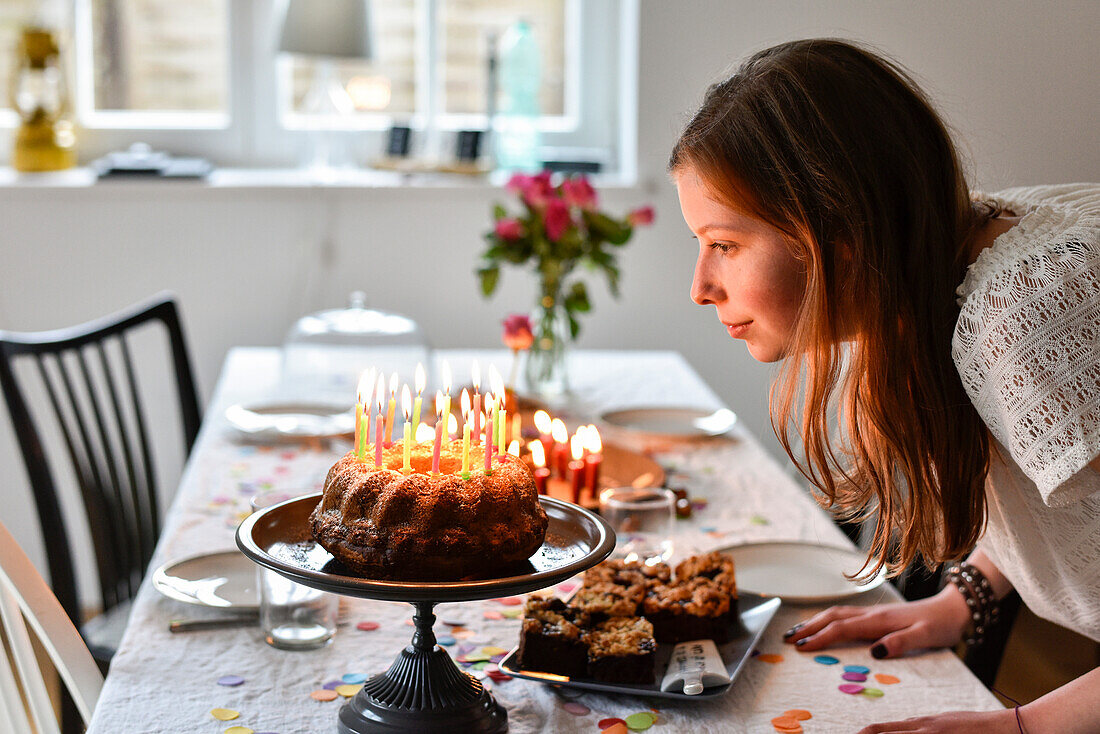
[945,561,1000,647]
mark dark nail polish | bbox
[871,643,887,659]
[795,638,807,647]
[783,624,803,638]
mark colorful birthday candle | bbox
[355,368,374,461]
[484,395,495,474]
[374,373,385,468]
[441,360,452,440]
[401,385,412,474]
[460,388,471,479]
[490,367,505,454]
[412,362,426,439]
[385,372,398,445]
[471,360,482,439]
[431,391,444,476]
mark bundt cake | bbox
[310,440,548,580]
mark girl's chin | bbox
[745,340,783,364]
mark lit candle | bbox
[412,362,426,439]
[529,440,550,495]
[484,395,495,474]
[534,409,553,462]
[385,372,398,445]
[441,360,453,440]
[460,389,471,479]
[511,413,521,446]
[431,391,444,476]
[374,373,385,468]
[489,367,505,454]
[584,425,603,500]
[569,432,585,504]
[355,368,374,461]
[508,440,520,457]
[551,418,569,478]
[471,360,482,440]
[401,385,412,474]
[415,421,435,443]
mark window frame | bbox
[0,0,638,177]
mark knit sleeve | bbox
[953,207,1100,506]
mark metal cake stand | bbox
[236,493,615,733]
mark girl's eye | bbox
[708,242,736,254]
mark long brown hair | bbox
[669,39,992,578]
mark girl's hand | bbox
[856,708,1020,733]
[782,587,970,658]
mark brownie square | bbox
[571,580,645,621]
[517,597,590,679]
[585,616,657,684]
[642,577,733,644]
[583,559,671,590]
[675,552,737,598]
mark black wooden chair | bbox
[0,292,201,669]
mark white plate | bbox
[716,541,886,604]
[152,550,259,610]
[225,400,354,441]
[600,406,737,438]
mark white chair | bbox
[0,520,103,734]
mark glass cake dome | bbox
[281,292,432,401]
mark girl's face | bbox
[675,167,806,363]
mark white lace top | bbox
[953,183,1100,641]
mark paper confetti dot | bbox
[311,689,338,702]
[484,610,504,620]
[624,711,656,731]
[464,651,491,662]
[756,653,784,663]
[356,621,380,631]
[210,708,239,721]
[601,725,629,734]
[335,684,362,697]
[838,684,864,695]
[437,636,456,646]
[452,629,475,639]
[341,673,367,685]
[557,582,578,594]
[783,709,812,720]
[813,655,840,665]
[843,664,870,674]
[501,608,523,619]
[563,701,591,716]
[771,715,803,733]
[498,597,523,606]
[482,646,508,656]
[441,619,465,626]
[874,673,900,685]
[224,728,253,734]
[322,680,342,690]
[750,514,770,525]
[217,675,245,687]
[841,672,867,682]
[487,670,512,682]
[598,718,627,730]
[862,687,884,698]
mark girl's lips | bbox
[725,321,751,338]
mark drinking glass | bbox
[598,487,676,565]
[251,492,338,650]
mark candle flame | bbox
[448,412,458,435]
[508,440,520,457]
[471,360,481,391]
[416,422,435,442]
[570,432,584,462]
[401,384,412,420]
[533,409,552,434]
[388,372,399,398]
[489,364,504,397]
[529,440,546,467]
[357,368,375,404]
[375,373,386,411]
[460,388,471,418]
[442,360,452,396]
[415,362,426,396]
[586,425,602,453]
[551,418,568,444]
[434,390,444,417]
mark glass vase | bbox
[524,300,571,398]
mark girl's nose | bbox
[691,251,725,306]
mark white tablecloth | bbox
[87,348,1002,733]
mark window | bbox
[0,0,638,177]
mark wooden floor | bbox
[991,605,1100,706]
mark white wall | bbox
[2,0,1098,603]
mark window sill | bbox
[0,166,638,192]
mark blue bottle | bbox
[494,19,541,172]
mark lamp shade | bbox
[279,0,372,59]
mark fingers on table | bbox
[785,607,900,651]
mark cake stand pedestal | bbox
[237,494,615,733]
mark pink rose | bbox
[543,199,572,242]
[522,171,556,209]
[495,217,523,241]
[501,314,534,351]
[505,173,530,195]
[561,176,598,210]
[627,206,655,226]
